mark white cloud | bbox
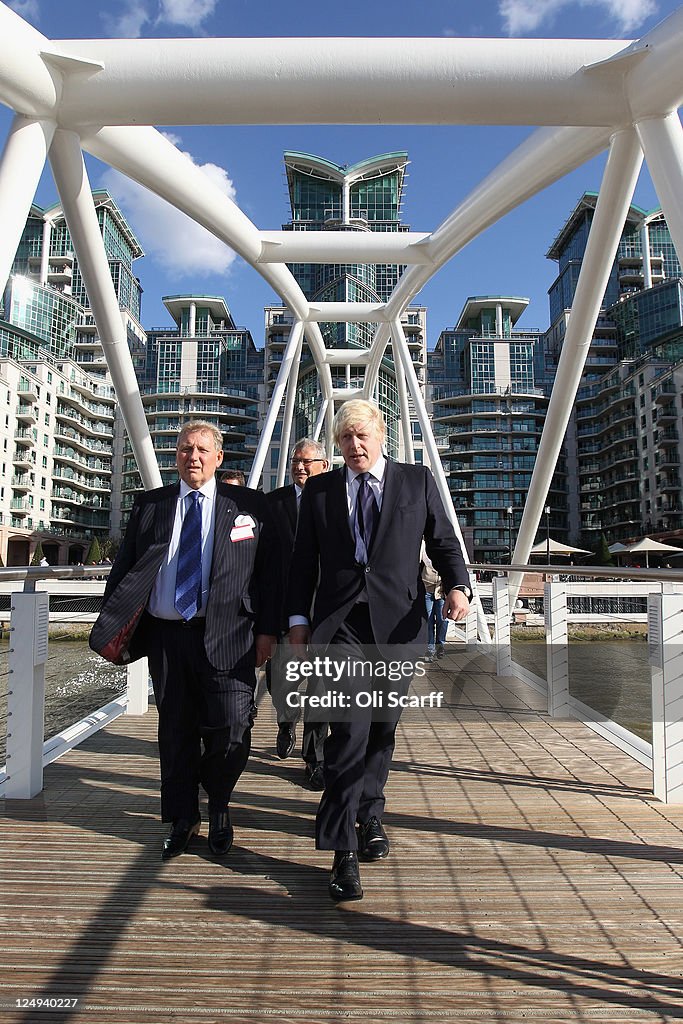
[499,0,658,36]
[103,0,218,37]
[101,138,238,280]
[102,0,153,38]
[7,0,40,22]
[159,0,219,29]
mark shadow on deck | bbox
[1,651,683,1022]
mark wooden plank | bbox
[1,655,683,1022]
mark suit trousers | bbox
[315,602,403,851]
[144,615,256,822]
[267,635,328,766]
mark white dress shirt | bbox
[148,476,217,619]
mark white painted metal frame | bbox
[1,2,683,638]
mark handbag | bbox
[93,604,146,665]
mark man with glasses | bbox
[266,438,330,789]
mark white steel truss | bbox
[1,2,683,633]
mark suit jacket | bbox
[287,461,469,645]
[90,481,281,672]
[266,483,298,634]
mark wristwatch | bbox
[452,584,473,602]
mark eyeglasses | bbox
[291,457,324,467]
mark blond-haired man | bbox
[288,400,470,901]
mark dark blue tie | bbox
[354,472,378,564]
[174,491,202,620]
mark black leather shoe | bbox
[305,763,325,791]
[329,851,363,902]
[161,816,200,860]
[357,816,389,861]
[276,723,296,759]
[208,811,234,857]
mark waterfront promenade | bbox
[1,649,682,1023]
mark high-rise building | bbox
[429,297,564,561]
[0,192,140,563]
[546,194,683,546]
[264,152,427,481]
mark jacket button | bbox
[365,566,371,573]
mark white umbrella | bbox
[624,537,683,568]
[529,538,592,558]
[608,542,629,553]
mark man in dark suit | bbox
[267,438,329,790]
[90,420,279,861]
[288,400,471,902]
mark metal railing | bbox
[2,562,683,805]
[0,564,148,799]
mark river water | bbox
[0,639,127,763]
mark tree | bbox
[30,541,44,566]
[86,537,102,564]
[589,533,614,566]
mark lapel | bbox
[330,466,355,550]
[155,483,180,543]
[212,487,238,575]
[285,485,298,536]
[370,460,404,555]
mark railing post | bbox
[5,590,49,799]
[126,656,149,715]
[545,580,570,717]
[649,591,683,803]
[493,575,512,676]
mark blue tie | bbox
[174,491,203,620]
[354,472,378,564]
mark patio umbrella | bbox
[529,538,592,558]
[624,537,683,568]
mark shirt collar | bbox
[179,476,217,501]
[347,454,386,485]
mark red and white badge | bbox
[230,513,256,542]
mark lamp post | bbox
[544,505,551,564]
[506,505,514,564]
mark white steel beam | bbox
[635,113,683,272]
[277,328,304,487]
[508,129,644,600]
[48,129,161,490]
[49,37,639,129]
[0,115,55,293]
[249,320,305,488]
[258,231,431,264]
[308,303,387,322]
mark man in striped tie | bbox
[91,420,279,861]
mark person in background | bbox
[267,438,330,790]
[421,544,448,661]
[221,469,246,486]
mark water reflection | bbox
[511,640,651,742]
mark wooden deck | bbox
[2,650,683,1023]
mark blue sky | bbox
[1,0,680,346]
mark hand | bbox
[443,589,470,623]
[288,624,311,654]
[255,634,277,667]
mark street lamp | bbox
[506,505,514,564]
[544,505,551,564]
